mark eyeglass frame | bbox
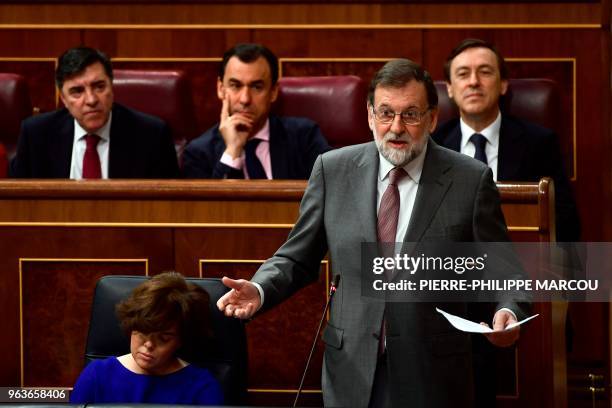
[370,105,433,126]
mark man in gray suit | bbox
[217,59,527,407]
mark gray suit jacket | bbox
[252,140,527,407]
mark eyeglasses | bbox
[371,106,431,126]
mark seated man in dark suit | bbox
[432,38,579,243]
[182,43,330,179]
[10,46,179,179]
[432,38,580,408]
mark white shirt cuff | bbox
[220,152,244,169]
[252,281,264,311]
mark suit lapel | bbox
[444,122,462,152]
[403,141,453,242]
[108,105,130,178]
[348,143,379,243]
[497,116,525,181]
[268,117,289,179]
[52,111,74,178]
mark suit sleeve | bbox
[153,123,180,178]
[182,141,210,178]
[9,120,31,178]
[302,123,332,177]
[182,135,242,179]
[211,161,244,179]
[252,154,329,308]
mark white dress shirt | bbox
[376,142,427,244]
[254,142,429,308]
[459,112,501,181]
[69,113,112,180]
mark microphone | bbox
[293,274,340,408]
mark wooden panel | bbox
[256,29,423,59]
[0,1,600,4]
[201,259,328,406]
[0,180,303,223]
[0,180,564,407]
[0,29,81,57]
[175,227,293,276]
[0,3,600,24]
[0,225,174,386]
[175,226,327,405]
[21,258,147,387]
[83,28,251,57]
[0,60,56,114]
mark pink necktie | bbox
[376,167,407,355]
[83,134,101,179]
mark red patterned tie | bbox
[82,134,101,179]
[376,167,407,355]
[377,167,407,244]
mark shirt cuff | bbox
[220,152,244,170]
[252,281,265,311]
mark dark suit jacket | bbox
[432,115,580,242]
[181,115,330,179]
[251,140,529,407]
[9,103,179,178]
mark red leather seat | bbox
[112,70,199,157]
[435,79,560,133]
[273,76,371,148]
[0,73,33,162]
[0,142,7,178]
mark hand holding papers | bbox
[436,307,539,334]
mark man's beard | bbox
[374,128,428,167]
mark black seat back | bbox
[84,275,247,404]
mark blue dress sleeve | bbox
[69,361,98,403]
[194,370,224,405]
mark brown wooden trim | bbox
[0,23,602,29]
[0,180,307,200]
[497,181,544,203]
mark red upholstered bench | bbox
[273,75,372,148]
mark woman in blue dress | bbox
[70,272,224,405]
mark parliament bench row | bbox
[0,70,561,177]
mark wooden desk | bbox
[0,178,564,407]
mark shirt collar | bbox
[251,118,270,142]
[74,111,112,142]
[378,139,428,184]
[459,111,501,150]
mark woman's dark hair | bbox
[116,272,212,359]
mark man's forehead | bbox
[374,82,428,107]
[451,47,500,71]
[62,62,110,88]
[224,56,272,83]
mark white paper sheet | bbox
[436,307,539,333]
